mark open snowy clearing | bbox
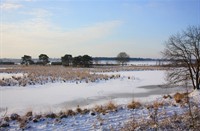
[0,70,184,116]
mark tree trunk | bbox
[197,83,200,90]
[198,77,200,90]
[196,68,200,90]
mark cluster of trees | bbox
[61,54,93,67]
[21,52,130,67]
[21,54,93,67]
[21,54,49,66]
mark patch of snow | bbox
[189,89,200,97]
[189,89,200,104]
[0,73,26,79]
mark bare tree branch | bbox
[162,25,200,90]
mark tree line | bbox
[21,54,93,67]
[20,52,130,67]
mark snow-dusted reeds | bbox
[0,65,167,86]
[122,90,200,131]
[0,66,121,86]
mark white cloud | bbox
[1,16,122,58]
[21,9,52,18]
[0,2,23,10]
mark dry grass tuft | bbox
[66,109,76,116]
[81,109,90,115]
[174,92,187,103]
[25,111,33,117]
[153,101,164,109]
[76,105,82,114]
[105,101,117,111]
[45,113,57,119]
[127,101,141,109]
[93,101,117,114]
[94,105,106,114]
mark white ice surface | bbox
[0,70,167,115]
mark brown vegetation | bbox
[127,101,141,109]
[0,65,122,86]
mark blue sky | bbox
[0,0,199,58]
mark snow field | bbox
[0,69,199,130]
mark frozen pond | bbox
[0,70,181,115]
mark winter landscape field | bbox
[1,0,199,130]
[0,65,200,130]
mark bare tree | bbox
[116,52,130,66]
[162,25,200,90]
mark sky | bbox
[0,0,199,59]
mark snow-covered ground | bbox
[1,70,199,130]
[0,70,183,116]
[0,73,26,79]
